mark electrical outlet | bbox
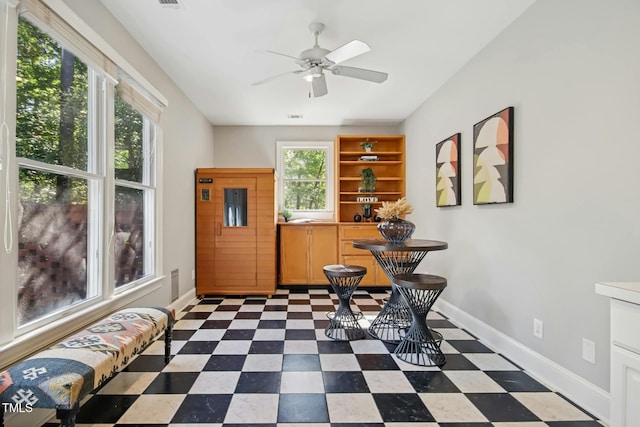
[192,269,195,280]
[533,318,544,339]
[582,339,596,364]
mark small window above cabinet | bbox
[335,135,406,223]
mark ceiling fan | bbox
[253,22,388,97]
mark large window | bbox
[16,17,100,326]
[5,4,162,338]
[114,90,156,288]
[276,141,334,220]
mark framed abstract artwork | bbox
[435,133,461,207]
[473,106,514,204]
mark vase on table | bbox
[377,216,415,244]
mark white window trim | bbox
[276,140,334,221]
[0,0,166,359]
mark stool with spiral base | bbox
[323,264,367,341]
[393,273,447,366]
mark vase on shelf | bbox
[377,216,415,244]
[361,204,373,221]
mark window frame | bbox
[0,0,166,366]
[276,140,334,221]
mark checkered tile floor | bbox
[47,288,603,426]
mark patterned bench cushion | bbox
[0,307,173,410]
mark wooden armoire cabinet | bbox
[195,168,276,296]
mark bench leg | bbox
[164,324,173,364]
[56,405,79,427]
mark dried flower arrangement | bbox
[375,197,414,219]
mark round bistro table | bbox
[352,238,448,343]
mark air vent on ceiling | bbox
[159,0,184,8]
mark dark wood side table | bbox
[352,238,448,343]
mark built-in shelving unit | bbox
[335,135,406,223]
[333,135,405,287]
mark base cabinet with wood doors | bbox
[279,223,338,285]
[195,168,276,296]
[339,224,389,286]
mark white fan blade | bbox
[255,49,302,61]
[331,65,388,83]
[324,40,370,64]
[252,70,302,86]
[312,74,328,97]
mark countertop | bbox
[595,282,640,305]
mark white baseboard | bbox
[169,289,198,315]
[434,298,610,424]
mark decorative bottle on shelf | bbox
[362,204,372,221]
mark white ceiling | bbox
[100,0,535,126]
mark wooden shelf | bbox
[335,134,405,223]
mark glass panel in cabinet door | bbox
[223,188,248,226]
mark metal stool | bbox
[323,264,367,341]
[393,273,447,366]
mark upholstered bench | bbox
[0,307,174,427]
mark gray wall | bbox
[403,0,640,391]
[65,0,216,303]
[213,125,401,168]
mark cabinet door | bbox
[611,344,640,427]
[280,226,310,284]
[342,255,377,286]
[309,226,338,284]
[213,177,257,289]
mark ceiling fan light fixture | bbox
[303,66,323,82]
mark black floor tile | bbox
[171,394,232,423]
[203,354,246,371]
[215,305,242,311]
[317,340,353,354]
[447,339,494,353]
[277,393,329,423]
[314,319,331,329]
[200,298,223,304]
[257,320,286,329]
[485,370,550,392]
[201,319,232,329]
[122,355,168,372]
[285,329,316,340]
[178,340,217,354]
[263,304,287,311]
[287,311,313,319]
[403,371,461,393]
[170,329,196,340]
[222,329,255,340]
[373,393,434,422]
[466,393,540,422]
[143,372,199,394]
[235,311,262,319]
[234,371,281,393]
[249,340,285,354]
[180,312,211,319]
[323,371,370,393]
[75,394,138,423]
[428,319,457,328]
[439,354,480,370]
[356,353,400,370]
